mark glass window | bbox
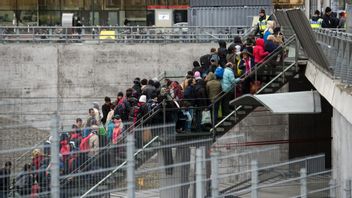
[125,0,146,10]
[0,0,16,10]
[62,0,84,10]
[0,11,15,25]
[39,11,60,26]
[38,0,60,10]
[105,0,121,9]
[17,0,38,10]
[84,0,104,10]
[146,0,168,5]
[19,10,38,25]
[125,10,146,18]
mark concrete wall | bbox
[332,108,352,198]
[305,60,352,196]
[0,43,215,131]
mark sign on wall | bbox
[158,13,170,21]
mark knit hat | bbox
[235,45,241,55]
[112,114,120,120]
[139,95,147,103]
[194,71,202,80]
[92,102,99,110]
[325,7,332,13]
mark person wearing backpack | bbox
[133,95,148,148]
[15,164,33,196]
[106,115,124,165]
[0,161,11,198]
[194,72,208,131]
[79,125,99,165]
[218,40,228,66]
[221,62,241,116]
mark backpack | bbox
[79,133,94,152]
[215,66,224,79]
[114,100,129,121]
[129,105,141,123]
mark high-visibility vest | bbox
[259,16,269,32]
[310,18,323,29]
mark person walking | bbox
[0,161,12,198]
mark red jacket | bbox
[253,38,269,64]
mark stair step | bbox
[243,105,254,109]
[263,88,274,93]
[285,71,294,76]
[216,127,225,132]
[237,110,246,115]
[229,116,238,121]
[222,121,232,126]
[270,83,280,88]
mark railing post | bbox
[212,102,216,143]
[65,27,68,44]
[16,28,19,44]
[196,148,203,198]
[300,168,307,198]
[329,179,336,198]
[50,112,60,198]
[127,134,135,198]
[162,99,166,126]
[251,160,258,198]
[345,179,352,198]
[49,28,52,43]
[211,151,219,198]
[295,35,299,72]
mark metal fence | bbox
[0,26,250,44]
[188,6,273,27]
[189,0,272,7]
[314,28,352,84]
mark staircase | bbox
[77,35,303,197]
[59,108,172,197]
[176,35,303,140]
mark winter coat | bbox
[101,103,112,124]
[194,79,208,107]
[221,67,240,93]
[239,57,255,75]
[205,73,222,102]
[88,133,99,157]
[142,85,156,100]
[265,40,279,53]
[322,14,339,28]
[253,38,269,64]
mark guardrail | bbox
[0,26,251,43]
[314,28,352,84]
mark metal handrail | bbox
[210,34,296,108]
[60,102,163,183]
[0,25,251,43]
[80,135,160,198]
[210,38,297,132]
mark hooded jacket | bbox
[221,67,240,93]
[253,38,269,64]
[205,72,221,102]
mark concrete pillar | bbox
[305,0,310,19]
[159,146,191,198]
[347,4,352,34]
[317,0,322,13]
[322,0,330,11]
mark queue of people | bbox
[0,8,295,197]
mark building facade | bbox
[0,0,189,26]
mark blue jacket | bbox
[107,120,114,143]
[221,67,240,93]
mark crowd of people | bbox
[0,9,290,197]
[310,7,346,29]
